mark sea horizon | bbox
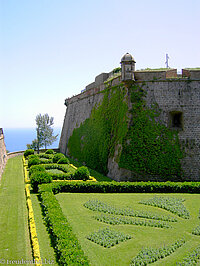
[3,127,62,153]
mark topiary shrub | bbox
[53,153,66,163]
[24,149,34,158]
[39,158,53,164]
[29,165,46,177]
[57,157,69,164]
[28,157,40,168]
[73,166,90,181]
[45,149,54,154]
[30,171,52,192]
[38,153,52,159]
[28,154,38,160]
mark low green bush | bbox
[42,164,75,180]
[30,171,52,192]
[28,154,38,160]
[52,153,65,163]
[87,227,131,248]
[45,149,54,154]
[43,164,70,173]
[39,158,53,164]
[24,149,34,158]
[130,239,185,265]
[48,172,73,180]
[67,156,112,182]
[74,166,90,181]
[95,213,171,228]
[178,245,200,265]
[39,181,200,195]
[192,224,200,236]
[40,191,89,265]
[57,157,69,164]
[29,165,46,177]
[38,153,53,159]
[140,196,190,219]
[28,157,40,168]
[84,199,177,222]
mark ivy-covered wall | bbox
[68,84,128,174]
[119,84,183,180]
[67,83,184,181]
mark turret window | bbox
[170,111,183,129]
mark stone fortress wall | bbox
[0,128,7,180]
[59,54,200,181]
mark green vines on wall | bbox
[119,84,183,180]
[68,84,129,174]
[68,82,184,179]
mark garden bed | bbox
[24,151,97,182]
[23,150,200,265]
[56,193,200,265]
[38,181,200,265]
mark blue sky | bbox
[0,0,199,128]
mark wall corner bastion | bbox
[59,53,200,181]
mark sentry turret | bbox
[120,53,136,81]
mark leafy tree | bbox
[27,139,38,150]
[28,113,58,152]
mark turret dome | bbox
[121,53,136,63]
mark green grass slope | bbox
[0,156,32,262]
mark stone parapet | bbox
[86,82,96,91]
[95,73,109,86]
[0,128,7,180]
[134,69,177,81]
[182,69,200,79]
[85,69,180,92]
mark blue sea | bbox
[3,127,61,153]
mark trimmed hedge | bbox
[43,164,74,173]
[39,181,200,195]
[52,153,66,163]
[30,171,52,192]
[74,166,90,181]
[28,155,38,159]
[57,157,69,164]
[27,154,53,167]
[43,164,77,180]
[48,172,73,180]
[29,165,46,176]
[43,163,68,171]
[40,190,89,265]
[38,153,53,159]
[45,149,54,154]
[28,157,41,168]
[38,158,53,164]
[24,149,34,158]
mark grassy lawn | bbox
[30,193,58,265]
[0,156,32,262]
[56,193,200,266]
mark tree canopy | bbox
[27,113,58,151]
